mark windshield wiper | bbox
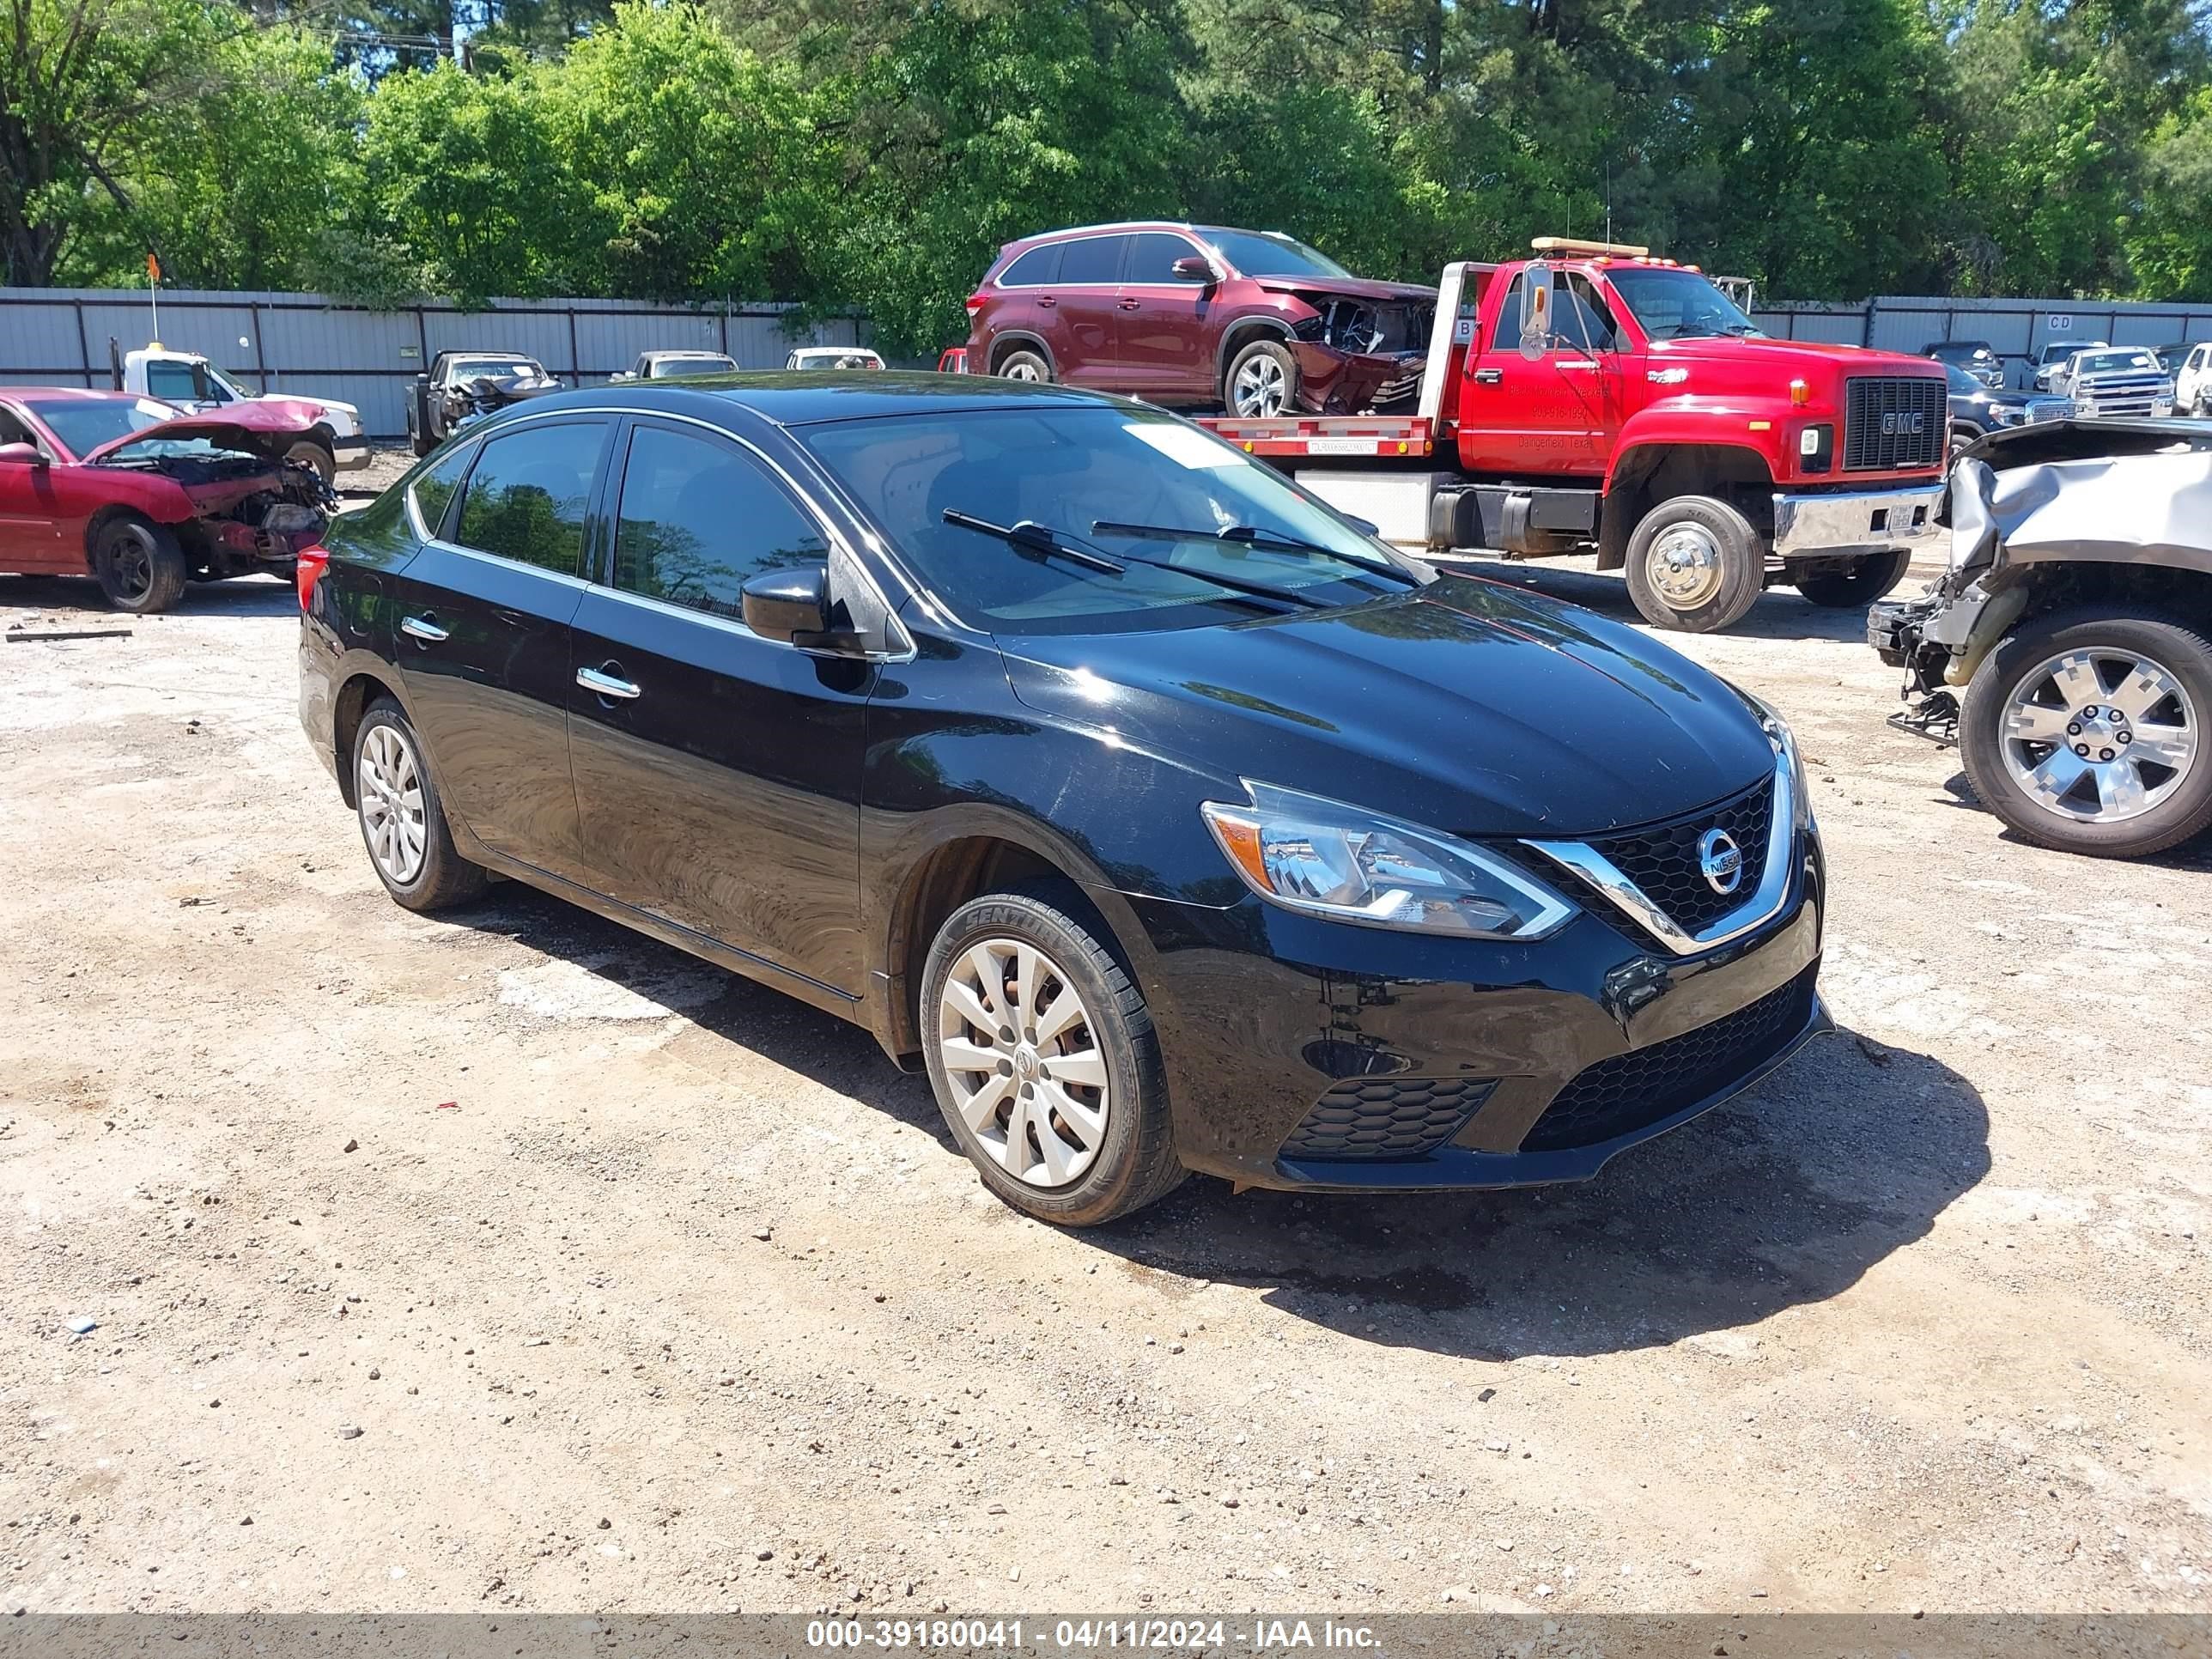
[941,508,1324,611]
[1092,520,1413,588]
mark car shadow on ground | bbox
[1437,555,1898,644]
[1936,768,2212,870]
[0,573,294,619]
[455,882,1991,1364]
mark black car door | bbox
[390,416,612,881]
[567,416,872,998]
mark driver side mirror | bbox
[1518,260,1554,361]
[1170,255,1218,284]
[741,562,833,644]
[0,441,46,467]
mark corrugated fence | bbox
[0,288,868,438]
[1749,295,2212,387]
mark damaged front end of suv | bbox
[1283,288,1436,413]
[1869,419,2212,857]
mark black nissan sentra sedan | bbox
[299,374,1828,1225]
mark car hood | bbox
[1652,337,1943,379]
[998,575,1777,839]
[1250,274,1437,306]
[85,403,321,464]
[250,392,361,422]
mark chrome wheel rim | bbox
[1002,358,1043,382]
[1231,354,1288,416]
[1648,523,1723,609]
[1999,647,2198,824]
[356,725,428,884]
[108,526,155,602]
[936,938,1109,1189]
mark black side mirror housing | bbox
[741,562,834,644]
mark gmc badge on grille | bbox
[1881,411,1924,435]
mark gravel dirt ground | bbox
[2,447,2208,1618]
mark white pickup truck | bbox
[112,344,368,485]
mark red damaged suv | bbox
[963,222,1436,416]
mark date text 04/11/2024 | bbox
[803,1619,1382,1651]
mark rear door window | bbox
[453,420,607,576]
[1056,235,1127,285]
[611,424,829,622]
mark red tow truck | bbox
[1196,239,1951,631]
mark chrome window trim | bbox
[1523,753,1796,957]
[404,443,479,544]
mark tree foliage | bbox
[13,0,2212,348]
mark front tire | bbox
[351,702,487,910]
[1793,549,1913,610]
[1960,609,2212,859]
[1224,338,1299,417]
[921,884,1182,1226]
[1623,495,1765,632]
[92,516,188,615]
[285,439,337,489]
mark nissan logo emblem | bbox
[1698,829,1745,896]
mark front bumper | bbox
[1125,832,1828,1192]
[331,434,372,472]
[1772,483,1947,562]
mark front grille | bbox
[1518,968,1816,1153]
[1280,1076,1494,1161]
[2075,374,2167,415]
[1844,376,1947,471]
[1586,778,1775,939]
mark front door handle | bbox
[1472,368,1504,385]
[1116,298,1140,310]
[400,615,448,643]
[576,665,641,701]
[1036,295,1057,308]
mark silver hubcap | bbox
[2000,647,2198,824]
[1648,524,1723,609]
[356,725,428,884]
[937,938,1109,1189]
[1231,354,1288,416]
[1003,359,1042,382]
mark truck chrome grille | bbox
[1844,377,1947,471]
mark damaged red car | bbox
[963,222,1435,416]
[0,390,332,614]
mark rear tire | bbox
[1622,495,1764,632]
[1960,609,2212,859]
[921,884,1182,1226]
[994,349,1052,385]
[92,516,188,615]
[351,701,487,910]
[1793,549,1913,610]
[1224,337,1299,417]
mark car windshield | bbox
[649,356,736,376]
[452,359,540,380]
[2040,343,2096,364]
[2075,350,2156,375]
[1200,228,1353,281]
[22,397,173,458]
[1603,267,1765,340]
[1930,343,1992,361]
[1942,364,1985,394]
[799,405,1416,635]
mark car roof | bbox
[461,371,1125,429]
[3,386,144,402]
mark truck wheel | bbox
[1623,495,1764,632]
[286,439,337,488]
[1793,549,1913,610]
[92,516,188,615]
[1960,609,2212,859]
[994,349,1053,385]
[1225,338,1299,417]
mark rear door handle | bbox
[576,665,641,701]
[1036,295,1056,308]
[400,615,448,643]
[1473,368,1504,385]
[1116,299,1140,310]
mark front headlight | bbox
[1200,781,1576,939]
[1738,692,1813,830]
[1988,402,2024,426]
